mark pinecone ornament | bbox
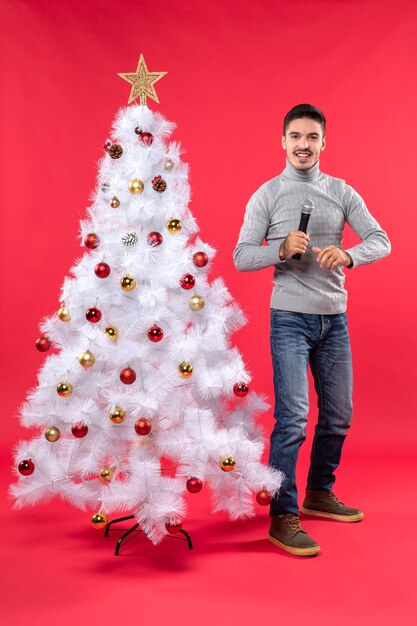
[108,144,123,159]
[121,232,138,246]
[151,175,167,192]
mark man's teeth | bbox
[296,152,310,156]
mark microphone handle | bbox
[292,212,311,260]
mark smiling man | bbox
[233,103,390,557]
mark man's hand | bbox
[279,231,310,260]
[312,245,352,270]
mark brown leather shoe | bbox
[268,513,320,557]
[302,490,364,522]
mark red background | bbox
[1,1,416,624]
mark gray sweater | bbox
[233,160,391,314]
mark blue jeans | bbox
[269,309,353,516]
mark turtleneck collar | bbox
[282,159,321,182]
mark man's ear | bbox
[282,135,287,150]
[321,137,326,151]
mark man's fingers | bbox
[317,248,334,267]
[316,246,334,263]
[323,254,337,269]
[316,251,328,264]
[289,247,307,256]
[313,246,331,261]
[321,250,342,270]
[307,244,345,270]
[325,254,338,269]
[290,231,309,242]
[290,239,309,248]
[289,243,305,251]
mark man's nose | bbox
[298,137,309,148]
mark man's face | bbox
[282,117,326,170]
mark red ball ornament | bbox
[134,418,152,436]
[104,138,112,151]
[147,325,164,342]
[36,336,51,352]
[193,251,209,268]
[71,423,89,438]
[233,382,249,397]
[165,518,182,534]
[139,132,154,147]
[180,274,195,290]
[94,262,111,278]
[86,307,102,323]
[256,489,273,506]
[18,459,35,476]
[186,477,203,494]
[120,367,136,384]
[84,233,100,249]
[147,231,163,247]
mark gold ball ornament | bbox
[78,350,96,368]
[104,326,119,342]
[120,275,137,291]
[110,196,120,208]
[189,294,205,311]
[99,466,114,483]
[44,426,61,442]
[178,362,193,378]
[166,218,182,233]
[57,304,71,322]
[91,512,108,529]
[128,178,144,194]
[220,456,236,472]
[164,157,174,171]
[57,382,73,397]
[109,406,126,424]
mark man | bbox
[233,104,390,557]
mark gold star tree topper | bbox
[118,54,167,105]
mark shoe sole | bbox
[268,534,320,557]
[301,507,364,522]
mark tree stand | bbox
[104,514,193,556]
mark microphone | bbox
[292,199,315,260]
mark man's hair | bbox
[283,104,326,136]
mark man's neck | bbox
[282,160,321,182]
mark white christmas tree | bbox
[11,55,283,545]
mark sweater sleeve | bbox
[343,184,391,268]
[233,187,285,272]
